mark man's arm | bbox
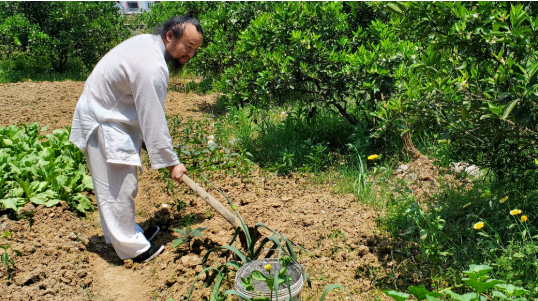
[130,63,179,170]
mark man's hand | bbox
[168,164,188,184]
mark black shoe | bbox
[133,244,164,262]
[144,226,160,241]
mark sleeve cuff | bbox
[148,147,180,169]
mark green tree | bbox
[215,2,404,127]
[139,1,274,78]
[374,2,538,182]
[0,1,129,72]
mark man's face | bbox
[164,23,203,71]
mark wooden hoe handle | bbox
[181,174,242,229]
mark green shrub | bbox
[374,2,538,183]
[0,2,129,72]
[215,2,406,128]
[139,1,274,77]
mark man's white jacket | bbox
[70,34,179,169]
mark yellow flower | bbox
[440,139,448,144]
[473,222,485,230]
[510,209,522,216]
[368,154,379,160]
[499,196,508,203]
[463,203,471,208]
[265,264,271,271]
[521,215,528,222]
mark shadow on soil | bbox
[85,209,216,264]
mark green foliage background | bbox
[0,1,129,72]
[141,1,538,185]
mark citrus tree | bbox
[215,2,407,128]
[373,2,538,181]
[0,1,129,71]
[139,1,274,78]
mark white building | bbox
[117,1,160,14]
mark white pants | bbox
[85,127,150,260]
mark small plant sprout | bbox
[241,256,293,301]
[171,225,207,249]
[1,230,22,280]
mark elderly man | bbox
[69,14,203,262]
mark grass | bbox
[0,56,88,83]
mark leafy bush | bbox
[215,2,405,127]
[215,104,360,174]
[138,1,274,77]
[0,2,129,71]
[0,123,93,213]
[374,2,538,183]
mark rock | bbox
[60,277,70,284]
[393,164,409,174]
[124,259,133,269]
[49,213,55,218]
[450,162,484,178]
[403,173,417,182]
[165,274,177,286]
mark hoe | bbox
[180,174,261,249]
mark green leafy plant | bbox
[171,225,207,249]
[0,123,93,213]
[239,256,294,301]
[0,2,129,72]
[383,264,531,301]
[176,214,198,228]
[0,230,22,280]
[166,115,255,184]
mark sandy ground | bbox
[0,80,430,300]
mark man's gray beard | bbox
[164,52,184,75]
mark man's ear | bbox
[166,30,174,42]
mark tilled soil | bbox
[0,80,425,300]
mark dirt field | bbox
[0,80,426,300]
